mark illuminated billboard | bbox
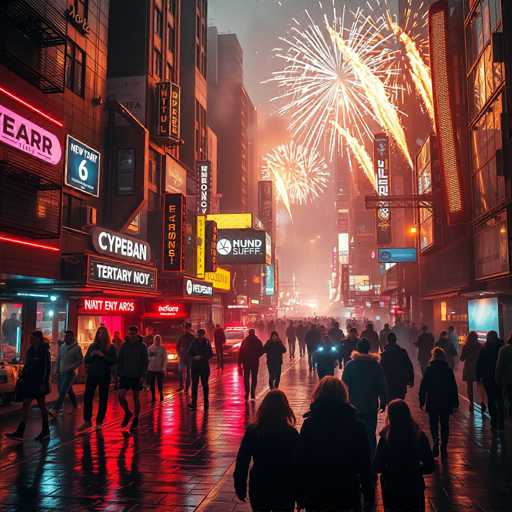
[265,265,275,296]
[196,215,206,278]
[374,133,391,244]
[378,248,417,263]
[163,193,185,272]
[216,229,269,264]
[197,161,211,214]
[206,213,253,229]
[468,298,500,340]
[205,266,231,291]
[429,1,465,224]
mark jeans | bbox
[306,346,314,370]
[359,411,378,456]
[215,343,224,369]
[243,363,259,398]
[288,338,296,359]
[298,339,306,358]
[179,359,191,391]
[484,380,505,429]
[428,410,450,446]
[148,371,164,400]
[83,375,110,423]
[191,368,209,406]
[54,370,77,411]
[268,362,282,389]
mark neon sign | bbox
[79,298,136,315]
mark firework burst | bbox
[262,142,330,216]
[265,1,399,161]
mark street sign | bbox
[378,247,417,263]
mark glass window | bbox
[117,149,136,195]
[65,40,85,97]
[36,301,68,362]
[474,211,509,279]
[0,303,22,362]
[153,49,162,77]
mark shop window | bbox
[77,315,123,355]
[0,303,22,362]
[117,149,136,195]
[65,40,85,97]
[474,211,509,279]
[36,301,68,361]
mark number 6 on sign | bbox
[78,159,88,181]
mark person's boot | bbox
[6,422,25,441]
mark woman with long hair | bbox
[375,400,435,512]
[234,389,299,511]
[78,326,117,431]
[460,331,482,413]
[419,347,459,457]
[298,376,374,512]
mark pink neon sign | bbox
[0,103,62,165]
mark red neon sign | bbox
[146,302,189,319]
[0,86,63,127]
[78,298,137,315]
[0,234,59,252]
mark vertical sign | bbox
[157,82,171,139]
[170,83,181,143]
[163,193,185,271]
[374,133,391,245]
[205,220,218,273]
[197,161,211,214]
[258,180,273,233]
[196,215,206,278]
[341,264,350,301]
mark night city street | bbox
[2,0,512,511]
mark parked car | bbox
[223,326,247,359]
[0,359,19,405]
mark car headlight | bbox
[233,342,241,349]
[167,353,178,361]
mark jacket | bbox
[234,424,299,509]
[238,334,264,367]
[298,400,374,510]
[57,342,83,374]
[460,340,482,382]
[22,342,51,392]
[379,328,392,352]
[304,327,320,349]
[147,344,167,373]
[496,344,512,387]
[84,342,117,378]
[476,340,503,384]
[118,336,148,379]
[188,337,214,371]
[374,427,435,497]
[435,338,457,369]
[313,338,339,372]
[342,337,358,363]
[419,360,459,413]
[263,338,287,366]
[380,344,414,396]
[296,324,307,341]
[213,327,226,347]
[285,325,296,341]
[362,328,380,353]
[342,352,388,414]
[415,332,435,364]
[177,332,196,361]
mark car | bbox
[0,359,19,405]
[222,326,247,359]
[163,342,179,373]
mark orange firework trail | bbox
[332,122,376,190]
[389,20,434,125]
[329,26,413,168]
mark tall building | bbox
[207,28,257,213]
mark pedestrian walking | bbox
[419,347,459,457]
[263,331,287,389]
[375,400,435,512]
[112,330,123,389]
[6,331,51,442]
[381,332,414,400]
[213,324,226,369]
[297,377,375,512]
[147,334,167,402]
[379,323,392,353]
[296,321,307,358]
[118,326,148,432]
[341,327,359,368]
[177,322,195,393]
[78,326,117,431]
[415,325,435,375]
[234,390,299,512]
[49,330,83,417]
[188,328,213,410]
[313,333,339,379]
[460,331,482,413]
[496,334,512,418]
[435,331,458,370]
[409,322,419,350]
[285,321,297,360]
[361,322,380,353]
[342,338,387,455]
[476,330,505,431]
[305,323,320,371]
[447,326,459,369]
[239,328,264,401]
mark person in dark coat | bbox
[379,323,392,353]
[361,323,380,353]
[381,332,414,400]
[234,390,299,511]
[298,377,374,512]
[460,331,482,413]
[239,329,265,401]
[78,326,117,431]
[341,327,359,368]
[415,325,435,374]
[296,321,307,358]
[285,321,297,360]
[476,330,505,431]
[6,331,51,442]
[435,331,458,370]
[213,324,226,369]
[263,331,287,389]
[375,400,435,512]
[313,333,339,379]
[305,324,320,371]
[419,347,459,457]
[342,339,388,455]
[177,322,195,393]
[188,329,213,410]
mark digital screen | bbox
[378,248,417,263]
[65,135,101,197]
[468,298,500,340]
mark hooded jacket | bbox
[238,334,264,367]
[118,335,148,379]
[380,344,414,396]
[342,351,388,414]
[419,359,459,413]
[298,399,374,510]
